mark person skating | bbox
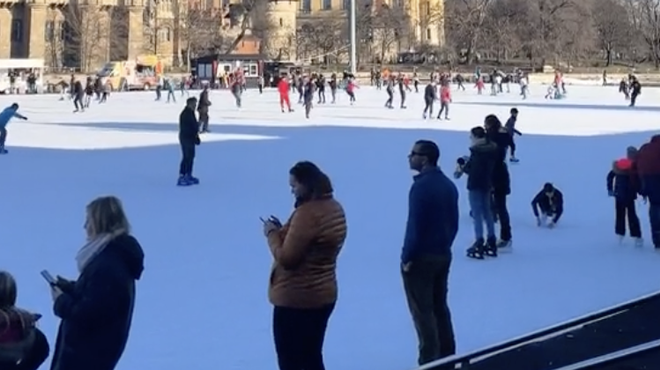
[316,74,326,104]
[329,73,338,103]
[422,81,437,119]
[197,86,211,133]
[278,75,293,113]
[346,77,357,105]
[607,151,643,246]
[629,76,641,107]
[72,80,84,112]
[485,114,514,249]
[303,77,315,119]
[437,82,451,120]
[398,75,407,109]
[454,126,498,259]
[504,108,522,162]
[385,77,394,109]
[0,103,27,154]
[178,98,201,186]
[532,183,564,228]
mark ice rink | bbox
[2,84,660,370]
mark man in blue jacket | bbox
[402,139,459,366]
[0,103,27,154]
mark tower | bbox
[264,0,298,61]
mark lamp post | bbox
[349,0,356,74]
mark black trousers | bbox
[510,136,516,157]
[615,198,641,237]
[402,254,455,366]
[73,95,83,110]
[0,328,49,370]
[273,303,335,370]
[179,140,195,176]
[492,192,512,241]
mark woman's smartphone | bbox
[40,270,56,285]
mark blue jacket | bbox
[51,234,144,370]
[401,167,459,263]
[0,106,26,129]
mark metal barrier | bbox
[551,338,660,370]
[416,289,660,370]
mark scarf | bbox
[76,229,126,272]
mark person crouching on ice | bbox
[607,150,642,246]
[278,75,293,113]
[0,103,28,154]
[532,183,564,228]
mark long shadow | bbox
[454,100,660,112]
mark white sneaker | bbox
[617,235,625,244]
[633,237,643,247]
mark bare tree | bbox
[62,4,112,71]
[591,0,631,66]
[296,19,345,64]
[445,0,493,63]
[624,0,660,68]
[369,3,407,63]
[175,5,221,68]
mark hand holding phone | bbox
[269,215,282,228]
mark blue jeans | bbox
[469,190,496,240]
[650,203,660,247]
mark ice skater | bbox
[0,103,28,154]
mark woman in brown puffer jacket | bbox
[263,161,347,370]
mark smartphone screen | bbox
[40,270,56,285]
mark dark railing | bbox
[417,289,660,370]
[551,338,660,370]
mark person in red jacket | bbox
[278,76,293,113]
[636,135,660,248]
[437,82,451,120]
[346,77,358,104]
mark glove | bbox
[456,156,467,166]
[194,136,201,145]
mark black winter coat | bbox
[463,139,498,192]
[487,128,512,195]
[179,106,199,144]
[51,234,144,370]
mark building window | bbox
[11,19,22,42]
[342,0,349,10]
[44,21,55,42]
[322,0,332,10]
[279,17,283,26]
[426,28,431,40]
[301,0,311,13]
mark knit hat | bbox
[615,158,633,170]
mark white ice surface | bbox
[1,85,659,370]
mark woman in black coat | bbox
[50,196,145,370]
[485,114,513,247]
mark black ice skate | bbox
[467,239,485,259]
[484,237,498,257]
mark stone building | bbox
[0,0,442,71]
